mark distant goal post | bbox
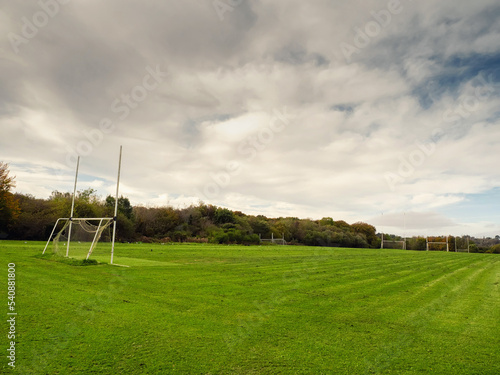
[426,236,449,252]
[380,233,406,250]
[260,233,286,245]
[454,235,470,253]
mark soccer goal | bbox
[426,236,449,252]
[455,236,470,253]
[43,146,123,264]
[260,233,286,245]
[380,234,406,249]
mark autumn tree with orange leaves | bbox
[0,162,20,235]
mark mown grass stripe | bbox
[3,241,499,374]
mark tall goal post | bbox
[43,146,123,264]
[110,145,122,265]
[66,156,80,257]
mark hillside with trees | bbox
[4,189,380,248]
[1,163,498,252]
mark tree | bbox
[248,216,271,238]
[214,208,235,225]
[0,162,20,235]
[152,207,181,237]
[319,217,334,226]
[9,194,58,240]
[351,222,378,248]
[333,220,351,231]
[487,244,500,254]
[74,189,103,218]
[106,195,134,219]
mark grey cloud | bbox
[1,0,499,236]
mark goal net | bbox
[426,236,449,251]
[44,218,114,261]
[381,240,406,250]
[455,236,470,252]
[380,234,406,249]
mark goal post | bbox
[110,145,122,264]
[426,236,449,252]
[259,232,287,245]
[43,146,123,264]
[380,233,406,250]
[455,235,470,253]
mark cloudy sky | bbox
[1,0,499,237]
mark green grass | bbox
[1,241,499,374]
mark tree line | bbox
[1,162,498,252]
[3,188,381,248]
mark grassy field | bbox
[1,241,499,374]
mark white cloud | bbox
[1,0,499,237]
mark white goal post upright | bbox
[110,145,122,265]
[66,156,80,257]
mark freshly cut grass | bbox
[93,255,180,267]
[0,241,498,374]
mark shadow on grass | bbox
[34,253,106,266]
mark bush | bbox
[486,244,500,254]
[81,258,98,265]
[208,227,258,245]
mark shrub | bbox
[486,244,500,254]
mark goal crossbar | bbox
[380,234,406,249]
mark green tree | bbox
[486,244,500,254]
[351,222,378,248]
[319,217,334,226]
[106,195,134,219]
[9,194,58,240]
[333,220,351,231]
[214,208,235,225]
[153,207,181,237]
[74,188,103,218]
[248,216,271,238]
